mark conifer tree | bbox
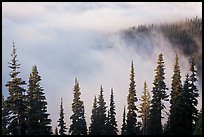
[5,42,27,135]
[96,86,107,135]
[69,78,87,135]
[168,54,184,135]
[105,89,118,135]
[121,106,126,135]
[180,56,200,135]
[189,56,199,127]
[126,61,139,135]
[57,98,67,135]
[148,53,168,135]
[27,65,52,135]
[180,74,192,134]
[89,96,98,135]
[138,81,150,135]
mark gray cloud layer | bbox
[2,2,202,133]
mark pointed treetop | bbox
[75,77,78,84]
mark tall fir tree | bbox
[89,96,98,135]
[96,86,107,135]
[180,56,199,135]
[189,56,199,128]
[148,53,168,135]
[138,81,150,135]
[57,98,67,135]
[105,89,118,135]
[5,42,27,135]
[2,94,10,135]
[168,54,184,135]
[126,61,139,135]
[169,54,184,135]
[180,74,192,134]
[121,106,126,135]
[26,65,52,135]
[69,78,87,135]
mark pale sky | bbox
[2,2,202,133]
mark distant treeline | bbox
[121,16,202,85]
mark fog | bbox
[2,2,202,133]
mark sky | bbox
[2,2,202,133]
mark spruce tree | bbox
[189,56,199,128]
[27,65,52,135]
[180,74,192,134]
[121,106,126,135]
[168,54,183,135]
[180,56,200,135]
[5,42,27,135]
[57,98,67,135]
[89,96,98,135]
[105,89,118,135]
[148,53,168,135]
[69,78,87,135]
[126,61,139,135]
[138,81,150,135]
[96,86,107,135]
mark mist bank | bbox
[119,16,202,88]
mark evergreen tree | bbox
[89,96,98,135]
[168,54,184,135]
[96,86,107,135]
[138,81,150,135]
[126,61,139,135]
[179,56,200,135]
[121,106,126,135]
[69,78,87,135]
[55,127,58,135]
[148,53,168,135]
[26,65,52,135]
[189,56,199,127]
[2,94,10,135]
[180,74,192,134]
[5,42,27,135]
[105,89,118,135]
[57,98,67,135]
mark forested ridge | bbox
[2,17,202,135]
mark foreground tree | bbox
[89,96,98,135]
[121,106,127,135]
[180,56,199,135]
[5,42,27,135]
[126,61,139,135]
[138,81,150,135]
[69,78,87,135]
[96,86,107,135]
[168,54,184,135]
[57,98,67,135]
[105,89,118,135]
[27,65,52,135]
[148,53,168,135]
[189,56,199,129]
